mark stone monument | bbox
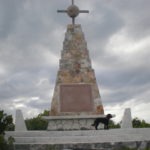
[45,0,104,130]
[121,108,133,128]
[15,109,27,131]
[5,2,150,149]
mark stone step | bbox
[12,135,144,144]
[6,128,150,137]
[6,128,150,145]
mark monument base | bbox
[6,129,150,150]
[43,115,104,131]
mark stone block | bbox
[121,108,133,128]
[43,115,106,131]
[15,109,27,131]
[50,24,103,116]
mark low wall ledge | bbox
[42,115,105,120]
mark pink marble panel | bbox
[60,84,93,112]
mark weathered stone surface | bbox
[44,115,105,130]
[50,24,103,116]
[121,108,133,128]
[45,116,97,131]
[6,129,150,150]
[60,84,93,112]
[15,109,27,131]
[12,142,150,150]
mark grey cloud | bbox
[0,0,150,121]
[98,64,150,104]
[0,68,55,101]
[0,0,23,39]
[111,0,150,39]
[80,2,125,61]
[96,45,150,105]
[26,99,50,110]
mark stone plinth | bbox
[43,115,104,131]
[15,109,27,131]
[6,129,150,150]
[50,24,104,116]
[121,108,133,128]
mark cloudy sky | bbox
[0,0,150,123]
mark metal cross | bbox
[57,0,89,25]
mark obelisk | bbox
[50,0,104,116]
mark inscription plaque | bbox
[60,84,93,112]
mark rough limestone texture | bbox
[43,115,104,131]
[121,108,133,128]
[50,24,103,116]
[15,109,27,131]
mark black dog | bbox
[91,114,114,130]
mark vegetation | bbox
[109,117,150,129]
[0,110,15,150]
[25,110,49,130]
[25,109,150,130]
[132,117,150,128]
[109,120,121,129]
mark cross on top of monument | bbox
[57,0,89,25]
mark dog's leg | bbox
[95,123,99,130]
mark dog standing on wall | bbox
[91,114,115,130]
